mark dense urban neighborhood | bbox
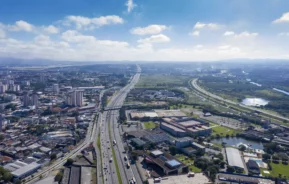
[0,62,289,184]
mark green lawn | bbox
[143,121,156,129]
[136,74,190,88]
[210,123,240,137]
[261,162,289,178]
[175,154,202,173]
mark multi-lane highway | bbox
[99,66,142,184]
[192,78,289,122]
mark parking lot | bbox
[148,173,211,184]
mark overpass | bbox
[103,106,122,111]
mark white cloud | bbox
[223,31,235,36]
[34,35,52,46]
[0,29,5,38]
[278,32,289,36]
[126,0,136,13]
[8,20,34,32]
[224,31,258,37]
[190,30,200,36]
[43,25,59,34]
[194,22,206,29]
[61,30,96,43]
[195,45,203,49]
[193,22,220,29]
[273,12,289,23]
[64,15,124,29]
[130,25,167,35]
[137,34,170,43]
[218,45,231,50]
[61,30,129,48]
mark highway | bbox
[25,67,142,184]
[192,78,289,122]
[99,66,142,184]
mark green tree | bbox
[50,153,57,160]
[0,134,5,141]
[227,166,235,173]
[66,158,74,166]
[2,171,13,182]
[169,146,178,156]
[262,153,271,161]
[239,145,246,152]
[54,172,63,182]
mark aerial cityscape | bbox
[1,0,289,184]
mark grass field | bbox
[143,121,157,129]
[210,123,240,137]
[175,154,202,172]
[136,74,190,88]
[261,162,289,178]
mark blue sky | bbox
[0,0,289,61]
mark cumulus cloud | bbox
[61,30,129,48]
[193,22,220,29]
[223,31,235,36]
[273,12,289,23]
[64,15,124,29]
[189,30,200,36]
[126,0,136,13]
[223,31,258,37]
[137,34,170,43]
[130,25,167,35]
[42,25,59,34]
[8,20,34,32]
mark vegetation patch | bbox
[143,121,157,129]
[210,123,240,137]
[175,154,202,173]
[261,162,289,178]
[136,75,190,88]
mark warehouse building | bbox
[144,150,188,176]
[160,122,187,137]
[160,117,211,137]
[4,160,41,180]
[225,147,245,172]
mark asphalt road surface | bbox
[99,66,142,184]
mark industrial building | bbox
[225,147,245,171]
[160,117,211,137]
[144,150,188,176]
[130,110,186,120]
[4,160,41,180]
